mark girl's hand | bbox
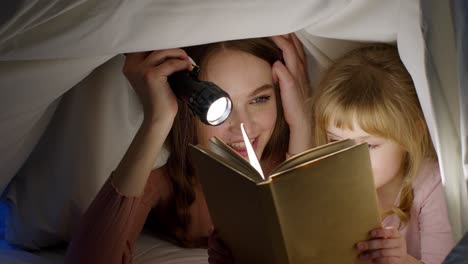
[123,49,192,125]
[207,229,235,264]
[271,33,313,156]
[356,227,409,264]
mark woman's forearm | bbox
[287,123,313,156]
[112,118,173,197]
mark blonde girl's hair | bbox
[312,44,436,225]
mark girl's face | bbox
[196,49,278,160]
[326,118,406,190]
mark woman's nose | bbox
[227,108,254,133]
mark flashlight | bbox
[168,65,232,126]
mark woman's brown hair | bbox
[312,44,436,226]
[147,38,289,247]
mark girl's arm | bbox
[271,34,313,156]
[417,172,454,263]
[356,167,454,264]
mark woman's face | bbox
[196,49,278,160]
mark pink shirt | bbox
[382,161,454,263]
[64,168,212,264]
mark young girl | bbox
[312,44,454,263]
[64,34,312,263]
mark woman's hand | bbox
[112,49,192,196]
[356,227,413,264]
[208,229,235,264]
[271,33,313,156]
[123,49,192,125]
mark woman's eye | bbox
[250,96,270,104]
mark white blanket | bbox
[0,0,466,252]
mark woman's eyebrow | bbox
[249,84,274,97]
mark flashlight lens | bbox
[207,97,232,125]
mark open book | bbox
[189,132,381,264]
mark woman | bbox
[65,34,313,263]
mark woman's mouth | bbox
[227,138,257,157]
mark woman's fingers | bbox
[272,60,301,123]
[124,51,150,62]
[144,48,190,67]
[290,33,306,64]
[123,52,149,76]
[122,48,193,123]
[271,35,303,72]
[152,58,192,79]
[270,34,310,98]
[124,49,192,84]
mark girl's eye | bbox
[368,144,378,150]
[250,96,270,104]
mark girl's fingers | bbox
[356,238,401,251]
[372,256,401,264]
[370,227,401,239]
[358,248,404,259]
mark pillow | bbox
[133,231,208,264]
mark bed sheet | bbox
[0,230,208,264]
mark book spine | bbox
[258,184,289,264]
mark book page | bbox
[271,139,356,175]
[241,123,264,179]
[207,137,263,182]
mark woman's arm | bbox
[271,34,313,156]
[65,50,192,264]
[65,174,153,264]
[113,50,192,196]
